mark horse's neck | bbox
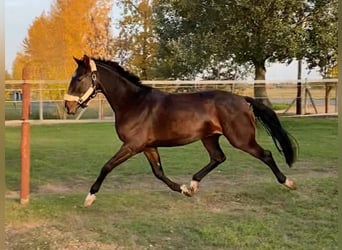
[99,69,143,113]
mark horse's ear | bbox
[82,55,92,70]
[83,55,90,64]
[73,56,82,65]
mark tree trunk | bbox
[296,59,302,114]
[253,61,271,107]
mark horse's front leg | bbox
[144,147,185,194]
[188,135,226,195]
[84,144,136,207]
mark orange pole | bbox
[20,67,30,205]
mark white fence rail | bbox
[5,79,338,121]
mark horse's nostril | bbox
[64,102,71,114]
[64,101,78,115]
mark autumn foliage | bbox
[10,0,337,83]
[12,0,114,80]
[116,0,159,80]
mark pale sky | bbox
[4,0,322,80]
[5,0,53,73]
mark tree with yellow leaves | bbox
[13,0,114,80]
[11,53,30,80]
[9,0,115,118]
[326,65,338,78]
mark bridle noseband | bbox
[64,59,100,107]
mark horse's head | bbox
[64,55,98,115]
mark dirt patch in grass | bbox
[37,182,74,194]
[5,190,20,199]
[8,158,337,198]
[5,222,124,250]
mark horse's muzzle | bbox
[64,100,78,115]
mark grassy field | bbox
[5,117,338,249]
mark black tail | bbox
[245,96,298,167]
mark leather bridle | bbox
[64,59,100,107]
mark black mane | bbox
[93,58,148,88]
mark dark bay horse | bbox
[64,55,298,207]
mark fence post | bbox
[20,67,30,205]
[324,82,332,113]
[39,82,43,120]
[98,94,103,120]
[335,82,338,112]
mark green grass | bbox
[5,117,338,249]
[271,102,289,110]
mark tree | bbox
[154,0,337,105]
[50,0,114,76]
[14,0,114,80]
[326,65,338,78]
[116,0,159,80]
[86,1,116,59]
[5,70,12,80]
[22,13,56,79]
[9,0,115,118]
[154,1,240,80]
[299,0,338,77]
[11,53,30,80]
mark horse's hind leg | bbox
[144,147,183,193]
[249,143,296,189]
[188,134,226,195]
[228,131,296,190]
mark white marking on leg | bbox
[84,193,96,207]
[180,184,192,197]
[190,180,199,194]
[283,179,297,190]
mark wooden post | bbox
[98,94,103,120]
[39,82,43,120]
[335,82,338,112]
[325,82,332,113]
[20,67,30,205]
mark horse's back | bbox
[152,89,251,126]
[172,90,250,115]
[157,90,240,116]
[164,89,244,106]
[144,90,251,146]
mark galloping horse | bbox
[64,55,298,207]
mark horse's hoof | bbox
[190,180,199,194]
[284,179,297,190]
[180,184,193,197]
[84,193,96,207]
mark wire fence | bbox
[4,79,338,122]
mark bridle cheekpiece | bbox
[64,59,99,107]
